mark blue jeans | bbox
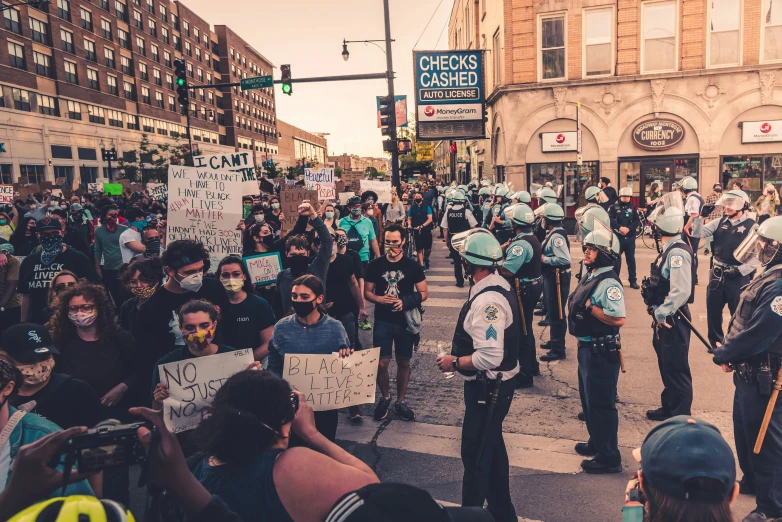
[374,320,415,360]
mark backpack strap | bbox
[0,409,27,451]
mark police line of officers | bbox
[434,178,782,522]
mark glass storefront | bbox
[619,155,698,208]
[721,155,782,204]
[528,161,600,225]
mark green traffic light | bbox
[281,83,291,94]
[176,78,185,86]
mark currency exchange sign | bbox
[413,50,486,141]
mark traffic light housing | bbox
[280,64,292,95]
[397,139,412,155]
[378,95,394,137]
[174,59,188,113]
[450,142,457,154]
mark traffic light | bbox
[378,95,394,137]
[397,139,412,155]
[450,142,457,154]
[174,59,188,113]
[280,64,292,95]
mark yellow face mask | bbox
[184,327,215,351]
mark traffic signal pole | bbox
[383,0,400,195]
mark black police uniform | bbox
[608,200,641,285]
[713,265,782,518]
[409,202,433,259]
[446,205,471,286]
[507,234,542,384]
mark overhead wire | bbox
[413,0,445,49]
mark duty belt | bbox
[734,356,782,396]
[577,335,621,362]
[518,277,542,287]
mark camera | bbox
[54,420,149,473]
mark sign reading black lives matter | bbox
[413,50,486,141]
[632,119,685,151]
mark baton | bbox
[514,280,528,337]
[676,311,711,351]
[555,269,564,321]
[475,373,503,471]
[754,365,782,454]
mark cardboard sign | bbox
[194,153,258,197]
[360,180,393,204]
[118,179,131,191]
[87,182,103,194]
[158,349,254,433]
[167,165,243,268]
[304,168,335,202]
[281,348,380,411]
[243,252,283,286]
[51,189,63,198]
[338,192,355,203]
[13,183,40,201]
[147,183,167,200]
[130,183,145,194]
[0,185,13,204]
[259,178,275,195]
[55,177,66,186]
[104,183,123,195]
[280,188,319,231]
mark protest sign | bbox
[0,185,13,204]
[280,187,319,231]
[282,348,380,411]
[360,180,393,203]
[259,178,275,194]
[13,183,40,201]
[87,182,103,194]
[304,168,335,202]
[147,183,167,200]
[337,192,354,203]
[243,252,282,286]
[194,152,258,197]
[55,177,66,186]
[118,179,131,191]
[158,349,254,433]
[104,183,123,195]
[167,165,243,268]
[51,189,63,198]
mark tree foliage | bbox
[116,134,194,183]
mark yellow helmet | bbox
[10,496,135,522]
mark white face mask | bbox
[366,209,374,217]
[254,214,265,223]
[178,272,203,292]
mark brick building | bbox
[0,0,277,184]
[449,0,782,218]
[276,119,326,167]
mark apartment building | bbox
[277,119,326,167]
[450,0,782,213]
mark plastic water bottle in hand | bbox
[437,342,455,379]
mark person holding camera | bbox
[754,183,779,224]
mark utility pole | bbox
[383,0,400,194]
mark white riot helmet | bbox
[648,192,685,238]
[618,187,633,198]
[575,206,610,242]
[509,203,534,227]
[582,221,620,269]
[735,215,782,266]
[513,191,531,204]
[715,189,749,214]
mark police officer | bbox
[690,189,759,349]
[435,229,519,522]
[609,187,641,289]
[642,194,695,420]
[512,191,532,205]
[539,203,572,361]
[575,206,612,278]
[500,204,542,388]
[442,190,478,288]
[712,216,782,522]
[583,186,602,207]
[486,185,512,243]
[476,186,492,226]
[568,227,625,474]
[680,176,704,284]
[533,187,559,243]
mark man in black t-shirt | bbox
[365,224,428,422]
[18,217,99,325]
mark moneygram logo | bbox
[424,106,435,117]
[762,122,772,133]
[432,107,478,116]
[418,103,482,122]
[556,134,566,143]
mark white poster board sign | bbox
[0,185,13,204]
[243,252,282,286]
[167,165,243,268]
[147,182,167,200]
[304,168,335,201]
[158,349,254,433]
[337,192,355,203]
[87,182,104,193]
[359,180,392,204]
[194,152,258,196]
[282,347,380,411]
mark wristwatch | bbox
[452,357,460,371]
[586,302,595,315]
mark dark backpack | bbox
[345,222,364,252]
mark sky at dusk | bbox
[185,0,454,158]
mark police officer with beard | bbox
[442,190,478,288]
[569,226,625,474]
[500,204,542,388]
[711,217,782,522]
[642,193,695,421]
[608,187,641,289]
[690,189,759,349]
[436,229,519,522]
[539,203,571,362]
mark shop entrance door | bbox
[641,160,673,207]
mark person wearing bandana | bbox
[94,206,129,307]
[141,227,162,259]
[17,217,99,326]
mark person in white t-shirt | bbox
[119,208,147,263]
[680,176,703,285]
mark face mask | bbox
[254,214,265,223]
[131,220,147,231]
[243,205,252,219]
[68,311,98,328]
[288,255,309,276]
[177,272,203,292]
[221,278,244,293]
[271,203,280,210]
[261,234,275,246]
[714,188,722,193]
[366,199,374,205]
[144,238,161,257]
[291,299,317,317]
[130,284,157,299]
[105,216,118,232]
[262,202,270,209]
[18,358,54,386]
[0,220,6,226]
[40,234,64,265]
[350,208,361,217]
[336,235,348,247]
[385,242,402,256]
[366,209,374,217]
[184,327,215,352]
[415,200,422,205]
[325,211,334,219]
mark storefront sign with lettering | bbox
[632,120,685,151]
[741,120,782,144]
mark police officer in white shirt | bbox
[680,176,704,284]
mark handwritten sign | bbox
[194,152,258,197]
[87,182,103,194]
[282,348,380,411]
[158,349,254,433]
[147,183,167,200]
[0,185,13,204]
[360,180,392,204]
[243,252,282,286]
[167,165,243,268]
[104,183,123,195]
[280,187,319,231]
[337,192,355,203]
[304,168,335,202]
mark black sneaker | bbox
[533,309,546,316]
[393,401,416,421]
[538,319,550,327]
[629,282,640,289]
[540,350,566,361]
[646,407,673,421]
[575,442,597,456]
[581,458,622,474]
[540,341,551,350]
[515,374,533,389]
[374,396,391,420]
[455,282,464,288]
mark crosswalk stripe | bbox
[424,267,454,273]
[425,286,468,294]
[424,298,465,308]
[423,275,456,282]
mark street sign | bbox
[240,75,273,91]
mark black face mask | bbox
[144,238,161,257]
[261,235,275,246]
[288,255,309,276]
[291,299,317,317]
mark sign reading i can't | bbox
[632,119,685,151]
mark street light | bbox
[341,38,392,61]
[342,40,349,61]
[100,139,117,181]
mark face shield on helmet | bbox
[582,221,619,268]
[575,206,610,242]
[450,228,494,258]
[715,190,749,215]
[648,192,685,236]
[734,217,782,266]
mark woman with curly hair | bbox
[117,257,165,332]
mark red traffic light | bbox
[450,142,457,154]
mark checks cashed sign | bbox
[742,120,782,144]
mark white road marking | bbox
[424,275,459,282]
[425,286,470,293]
[424,298,466,308]
[425,267,455,273]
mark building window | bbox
[139,62,148,80]
[80,8,93,31]
[133,9,142,28]
[126,114,139,130]
[136,36,145,55]
[88,105,105,124]
[30,17,48,44]
[151,44,159,62]
[159,4,166,21]
[155,91,163,107]
[146,0,153,14]
[121,55,132,74]
[153,68,161,85]
[141,86,150,104]
[64,60,78,83]
[205,53,210,67]
[539,13,566,80]
[148,19,156,37]
[199,88,204,102]
[67,100,81,119]
[187,62,193,78]
[12,88,31,111]
[141,117,153,132]
[84,39,96,62]
[107,75,118,95]
[61,28,74,53]
[197,68,203,83]
[642,1,677,73]
[164,50,171,67]
[168,94,175,111]
[206,72,212,84]
[118,29,130,49]
[166,73,173,89]
[79,166,98,184]
[173,34,180,51]
[34,52,52,77]
[20,165,45,184]
[196,48,201,62]
[104,47,115,68]
[708,0,741,66]
[56,0,71,20]
[763,0,782,62]
[156,119,167,135]
[115,1,127,21]
[3,7,21,34]
[123,81,135,99]
[161,27,169,45]
[87,68,99,90]
[182,20,189,36]
[53,166,73,187]
[37,94,59,116]
[583,8,613,76]
[207,91,213,105]
[7,42,25,70]
[185,41,191,57]
[100,0,109,10]
[492,30,501,86]
[107,109,123,127]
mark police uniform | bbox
[608,200,641,286]
[443,204,478,286]
[451,272,519,522]
[569,266,625,468]
[644,237,695,417]
[485,202,512,242]
[712,265,782,519]
[503,231,543,385]
[684,191,704,284]
[692,214,758,347]
[541,226,572,357]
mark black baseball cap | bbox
[1,323,59,364]
[36,216,62,231]
[634,416,736,503]
[325,484,494,522]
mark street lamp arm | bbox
[343,39,395,55]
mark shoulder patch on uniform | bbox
[553,237,565,248]
[509,245,523,256]
[771,296,782,316]
[606,286,622,301]
[485,325,498,340]
[482,304,500,322]
[670,255,683,268]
